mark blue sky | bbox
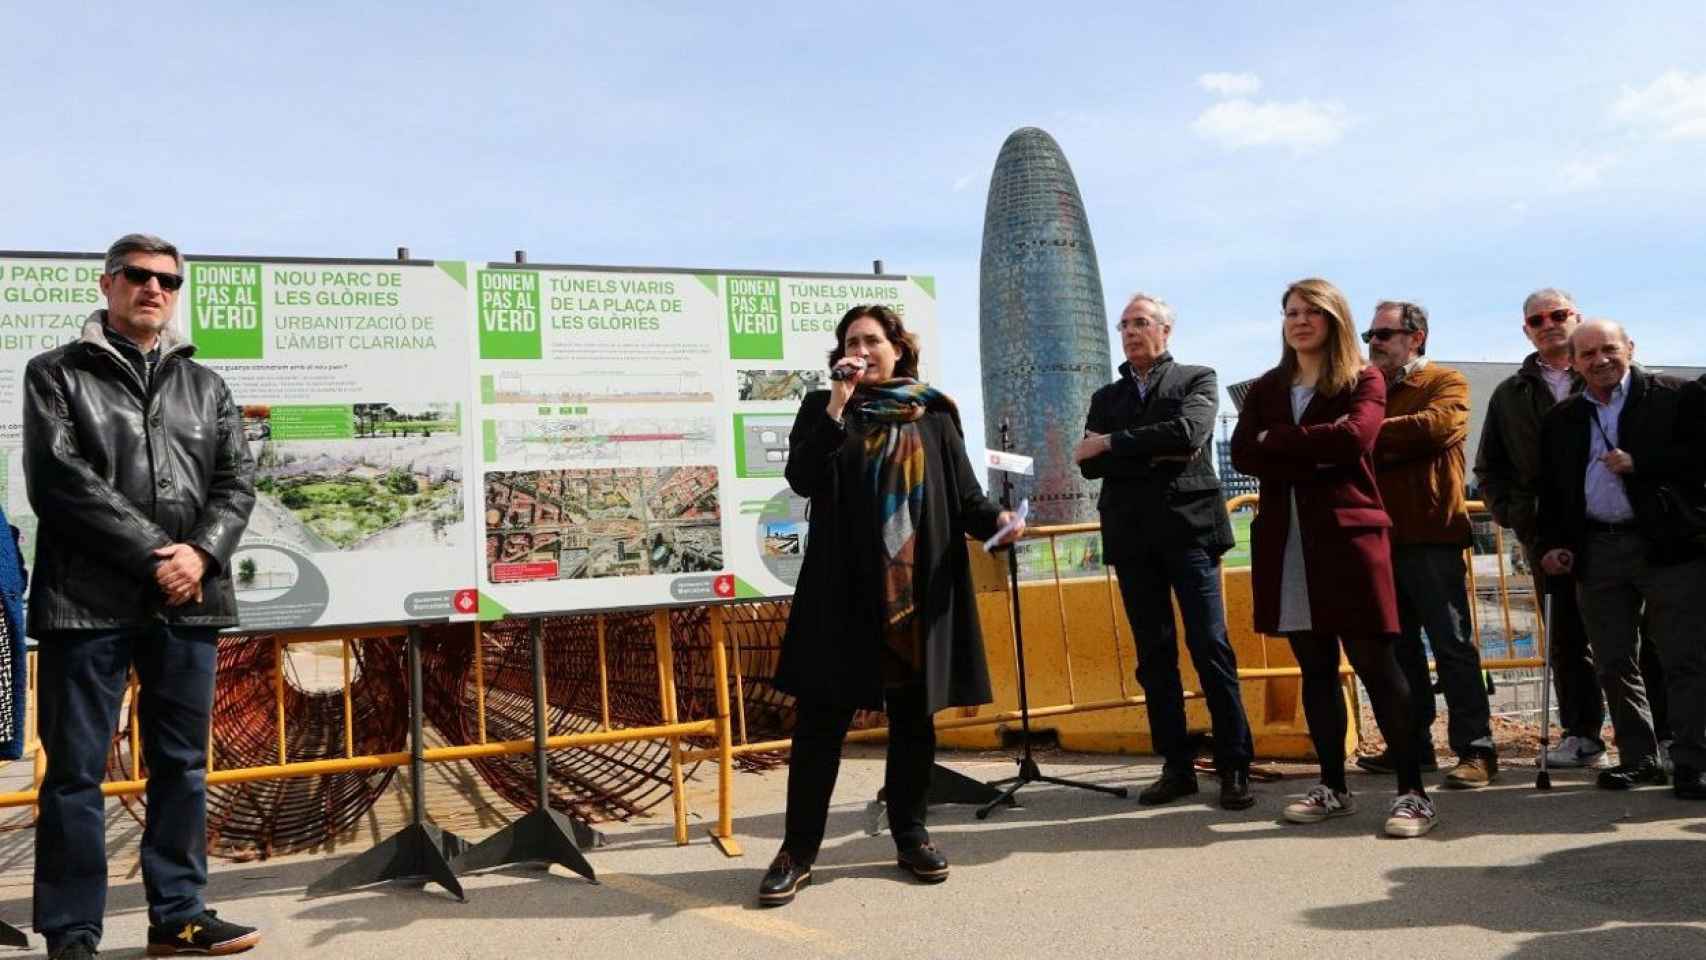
[4,3,1704,450]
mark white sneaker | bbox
[1283,784,1355,824]
[1545,735,1608,769]
[1385,793,1438,838]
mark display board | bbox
[0,254,104,570]
[471,265,937,617]
[0,251,938,627]
[0,253,480,630]
[180,258,479,629]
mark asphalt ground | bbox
[2,747,1702,959]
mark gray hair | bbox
[1522,287,1575,317]
[1374,300,1429,355]
[1123,292,1176,328]
[104,233,183,276]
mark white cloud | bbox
[1614,69,1706,140]
[1198,72,1262,97]
[952,172,975,193]
[1559,155,1619,191]
[1191,98,1348,152]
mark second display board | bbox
[471,264,938,618]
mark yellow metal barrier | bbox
[9,494,1549,859]
[4,614,740,857]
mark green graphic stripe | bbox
[477,590,509,622]
[437,261,468,288]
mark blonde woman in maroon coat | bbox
[1231,278,1437,838]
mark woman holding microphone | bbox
[1230,278,1436,838]
[759,304,1023,906]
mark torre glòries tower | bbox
[978,127,1112,524]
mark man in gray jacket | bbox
[26,235,259,959]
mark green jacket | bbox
[1472,352,1581,549]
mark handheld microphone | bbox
[829,358,867,381]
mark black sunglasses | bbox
[112,264,184,292]
[1360,327,1410,344]
[1524,308,1572,329]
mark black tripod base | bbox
[976,756,1129,820]
[451,807,598,882]
[0,920,26,948]
[307,822,470,901]
[928,762,1007,806]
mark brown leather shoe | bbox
[1443,752,1497,789]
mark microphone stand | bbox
[977,420,1128,818]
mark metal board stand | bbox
[308,625,469,900]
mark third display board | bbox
[471,264,938,618]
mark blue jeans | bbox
[1114,548,1254,774]
[34,625,218,952]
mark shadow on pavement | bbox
[2,750,1701,952]
[1502,925,1706,960]
[1304,837,1706,958]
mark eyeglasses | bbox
[112,264,184,292]
[1360,328,1411,344]
[1524,308,1573,329]
[1115,318,1165,332]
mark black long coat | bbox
[774,390,1005,713]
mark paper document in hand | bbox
[983,499,1029,552]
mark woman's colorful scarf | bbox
[854,379,953,630]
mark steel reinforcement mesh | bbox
[97,600,857,860]
[109,634,408,860]
[420,615,695,822]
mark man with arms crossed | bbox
[1076,293,1255,809]
[1360,302,1497,786]
[27,234,259,958]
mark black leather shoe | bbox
[896,842,949,883]
[1138,771,1199,806]
[758,851,811,906]
[1597,756,1668,790]
[1218,768,1255,810]
[1673,765,1706,799]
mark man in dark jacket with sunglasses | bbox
[24,234,259,959]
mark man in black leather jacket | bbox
[1075,293,1254,811]
[25,234,259,959]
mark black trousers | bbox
[1289,631,1425,795]
[783,684,933,863]
[34,626,218,952]
[1391,544,1493,758]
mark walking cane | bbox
[1536,593,1554,791]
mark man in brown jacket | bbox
[1361,301,1497,787]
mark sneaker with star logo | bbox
[145,910,260,956]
